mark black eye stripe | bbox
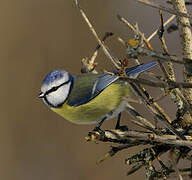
[45,80,71,96]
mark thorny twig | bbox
[75,0,192,179]
[157,11,184,120]
[117,14,186,142]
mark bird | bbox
[39,61,157,130]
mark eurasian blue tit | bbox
[39,61,157,129]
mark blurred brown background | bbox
[1,0,181,180]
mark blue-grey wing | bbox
[92,74,119,97]
[67,74,119,106]
[125,61,157,78]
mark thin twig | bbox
[117,14,153,50]
[169,149,184,180]
[147,15,176,42]
[119,77,192,89]
[126,45,186,64]
[132,0,192,19]
[97,143,146,164]
[81,32,113,74]
[125,103,158,133]
[158,10,184,113]
[74,0,121,69]
[156,10,170,80]
[129,82,186,141]
[151,148,169,179]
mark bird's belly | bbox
[51,83,130,124]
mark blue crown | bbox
[42,70,67,85]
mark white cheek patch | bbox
[46,82,71,107]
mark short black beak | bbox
[38,92,44,98]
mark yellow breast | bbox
[51,83,130,124]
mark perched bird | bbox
[39,61,157,129]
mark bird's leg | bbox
[115,113,128,131]
[93,117,107,131]
[115,113,122,129]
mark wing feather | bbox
[67,74,119,106]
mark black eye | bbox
[47,86,59,94]
[51,86,58,91]
[44,86,59,96]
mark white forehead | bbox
[41,70,71,93]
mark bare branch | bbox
[119,76,192,89]
[132,0,192,19]
[172,0,192,126]
[86,129,192,147]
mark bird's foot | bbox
[85,127,105,142]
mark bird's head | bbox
[39,70,73,108]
